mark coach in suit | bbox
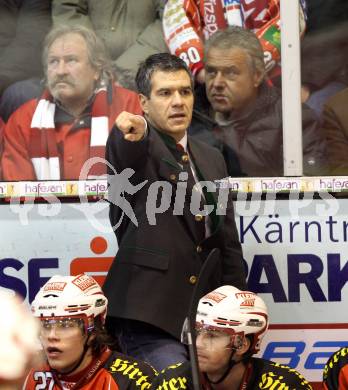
[103,53,246,371]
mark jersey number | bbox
[179,47,201,65]
[34,372,54,390]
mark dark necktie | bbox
[172,144,206,241]
[174,144,196,196]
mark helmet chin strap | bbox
[205,349,252,385]
[204,348,239,385]
[52,332,92,376]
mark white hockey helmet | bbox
[0,291,40,381]
[31,274,108,332]
[196,286,268,353]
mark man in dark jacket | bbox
[104,53,246,371]
[190,26,326,177]
[321,87,348,174]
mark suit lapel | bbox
[188,138,219,203]
[149,128,181,180]
[189,137,222,234]
[149,128,204,242]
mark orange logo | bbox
[70,237,114,287]
[43,282,66,292]
[240,298,256,308]
[205,291,227,303]
[72,274,97,291]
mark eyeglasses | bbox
[40,317,84,336]
[195,328,233,350]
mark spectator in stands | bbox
[189,27,326,177]
[0,291,39,390]
[163,0,306,86]
[323,346,348,389]
[321,87,348,175]
[0,0,51,123]
[301,0,348,119]
[0,0,167,124]
[1,25,142,181]
[153,285,312,390]
[24,274,156,389]
[52,0,168,91]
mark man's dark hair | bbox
[135,53,194,97]
[89,316,120,356]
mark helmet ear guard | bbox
[234,334,244,350]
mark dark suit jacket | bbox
[322,87,348,174]
[191,83,326,177]
[103,124,246,339]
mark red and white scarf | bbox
[29,83,112,180]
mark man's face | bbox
[205,47,263,116]
[40,317,90,373]
[47,33,100,109]
[196,330,233,375]
[140,70,194,142]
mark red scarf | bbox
[29,83,112,180]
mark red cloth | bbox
[29,84,113,179]
[1,84,142,181]
[0,116,4,180]
[163,0,284,77]
[23,348,156,390]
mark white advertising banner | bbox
[0,197,347,384]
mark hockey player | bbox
[323,346,348,389]
[153,285,312,390]
[23,274,156,390]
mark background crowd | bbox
[0,0,347,180]
[0,1,348,390]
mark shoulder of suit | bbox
[188,135,224,159]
